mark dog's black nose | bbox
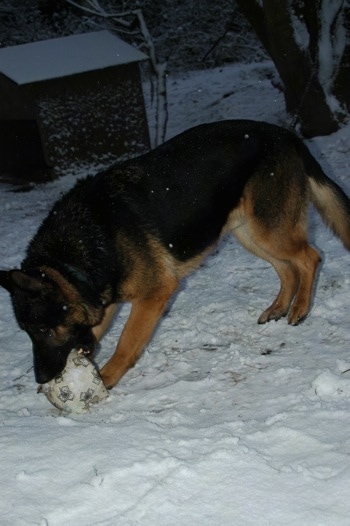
[35,367,55,384]
[32,346,70,384]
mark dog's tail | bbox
[304,146,350,250]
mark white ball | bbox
[40,349,109,413]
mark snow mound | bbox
[312,370,350,400]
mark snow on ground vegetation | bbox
[1,62,350,525]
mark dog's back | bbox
[22,119,350,323]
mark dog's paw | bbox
[99,367,118,390]
[258,307,288,324]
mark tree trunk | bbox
[236,0,348,137]
[333,27,350,111]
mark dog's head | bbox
[0,269,100,384]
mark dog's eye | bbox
[39,327,54,337]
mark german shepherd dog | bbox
[1,120,350,389]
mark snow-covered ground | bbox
[1,62,350,525]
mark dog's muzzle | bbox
[33,345,72,384]
[32,328,96,383]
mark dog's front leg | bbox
[99,281,177,389]
[92,302,119,343]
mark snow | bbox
[1,61,350,525]
[0,31,148,85]
[290,7,310,51]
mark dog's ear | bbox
[0,270,15,294]
[0,270,47,294]
[11,270,49,294]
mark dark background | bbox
[0,0,265,72]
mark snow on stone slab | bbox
[0,30,148,85]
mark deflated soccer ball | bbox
[40,349,108,414]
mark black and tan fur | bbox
[1,120,350,389]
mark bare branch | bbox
[65,0,168,146]
[66,0,101,17]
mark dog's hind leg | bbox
[232,220,320,325]
[258,240,320,325]
[233,225,299,322]
[99,278,178,389]
[284,242,321,324]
